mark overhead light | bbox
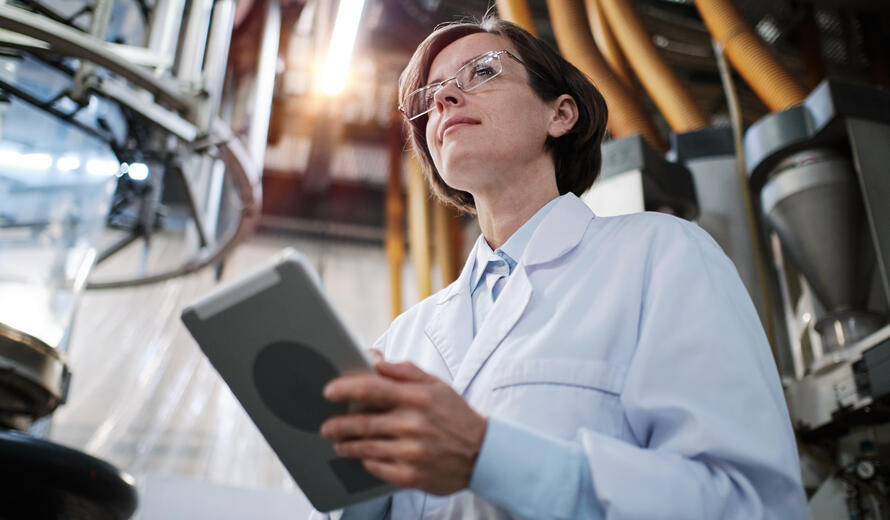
[85,158,120,177]
[57,155,81,172]
[0,149,52,170]
[21,153,52,170]
[320,0,366,96]
[127,162,149,181]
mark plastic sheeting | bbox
[48,233,417,497]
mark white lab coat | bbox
[315,193,807,519]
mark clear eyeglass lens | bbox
[459,55,502,91]
[405,53,504,119]
[405,88,433,120]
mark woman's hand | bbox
[320,360,488,496]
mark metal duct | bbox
[583,0,635,91]
[495,0,537,36]
[694,0,807,111]
[544,0,666,150]
[597,0,708,133]
[760,151,875,315]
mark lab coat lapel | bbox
[451,194,595,395]
[452,267,532,395]
[422,237,481,381]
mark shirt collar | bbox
[470,195,562,292]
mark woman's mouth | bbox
[439,116,480,141]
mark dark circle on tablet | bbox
[253,341,347,432]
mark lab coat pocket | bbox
[489,358,629,440]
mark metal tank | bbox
[746,78,890,435]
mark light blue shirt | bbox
[469,196,560,340]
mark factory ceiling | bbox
[251,0,890,239]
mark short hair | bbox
[398,17,608,213]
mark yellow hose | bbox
[584,0,636,90]
[495,0,537,36]
[695,0,807,111]
[545,0,667,150]
[598,0,708,132]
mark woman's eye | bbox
[472,65,495,78]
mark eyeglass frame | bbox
[398,49,545,121]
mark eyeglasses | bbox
[399,50,538,121]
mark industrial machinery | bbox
[582,133,698,221]
[746,79,890,519]
[0,0,281,515]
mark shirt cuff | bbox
[469,417,604,520]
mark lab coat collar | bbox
[520,192,595,268]
[436,192,592,305]
[426,193,595,389]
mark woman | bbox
[313,17,807,519]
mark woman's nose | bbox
[433,81,464,112]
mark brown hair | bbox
[398,17,608,213]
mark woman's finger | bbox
[334,438,425,463]
[375,360,436,383]
[321,408,425,440]
[324,374,432,409]
[324,374,401,406]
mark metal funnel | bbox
[761,150,875,313]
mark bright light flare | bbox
[127,162,149,181]
[85,159,120,177]
[57,155,81,172]
[320,0,366,96]
[20,153,52,170]
[0,149,52,170]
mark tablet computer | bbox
[181,248,396,512]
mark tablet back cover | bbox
[181,249,395,511]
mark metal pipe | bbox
[545,0,666,150]
[87,118,260,288]
[247,0,281,169]
[597,0,708,132]
[0,4,191,110]
[407,154,432,300]
[433,201,462,286]
[86,0,113,39]
[694,0,807,111]
[176,0,215,87]
[146,0,187,74]
[386,110,405,318]
[71,0,114,101]
[195,0,236,132]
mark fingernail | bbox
[320,423,331,438]
[323,383,334,399]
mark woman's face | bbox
[424,33,557,196]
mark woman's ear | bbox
[547,94,579,139]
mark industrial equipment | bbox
[747,79,890,518]
[0,0,280,515]
[582,133,698,221]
